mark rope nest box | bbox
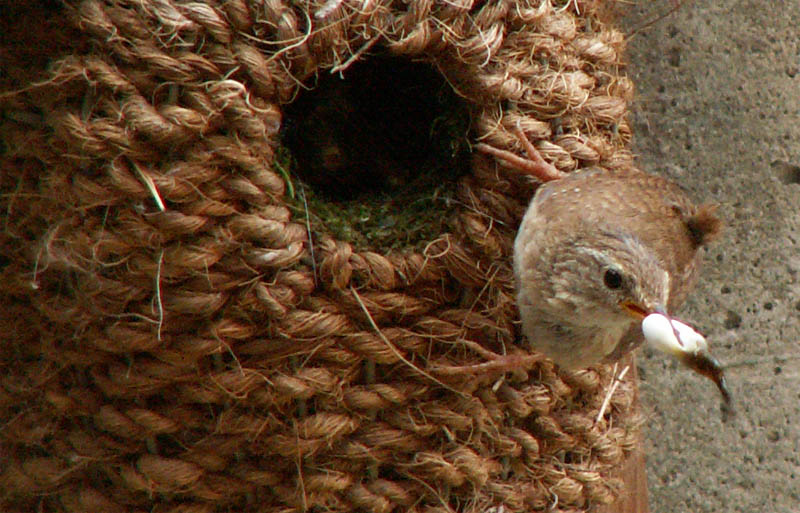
[0,1,643,512]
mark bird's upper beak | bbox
[620,301,666,320]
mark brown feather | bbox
[686,203,723,247]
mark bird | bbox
[475,128,726,393]
[513,164,722,369]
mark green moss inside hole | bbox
[279,55,472,252]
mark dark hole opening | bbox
[281,55,472,202]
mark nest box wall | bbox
[0,1,642,512]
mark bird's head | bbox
[546,230,671,327]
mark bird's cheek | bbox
[544,295,575,314]
[646,271,671,308]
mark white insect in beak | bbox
[640,312,732,411]
[642,313,708,357]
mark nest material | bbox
[0,1,641,512]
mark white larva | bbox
[641,313,708,356]
[641,313,732,410]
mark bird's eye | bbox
[603,269,623,290]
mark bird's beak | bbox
[620,301,667,320]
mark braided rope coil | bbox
[0,1,641,512]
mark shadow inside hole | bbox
[281,55,472,201]
[279,55,473,251]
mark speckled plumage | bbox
[514,166,720,369]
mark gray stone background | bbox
[620,2,800,512]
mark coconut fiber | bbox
[0,1,642,512]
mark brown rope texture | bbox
[0,1,641,512]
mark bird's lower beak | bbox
[620,301,648,320]
[620,301,666,320]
